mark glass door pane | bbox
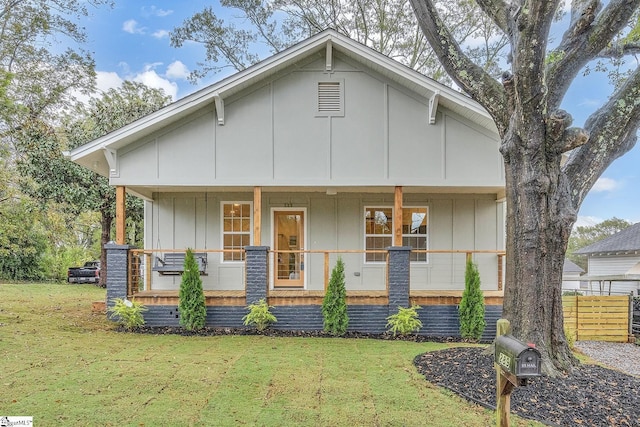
[274,210,304,288]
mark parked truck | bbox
[67,261,100,284]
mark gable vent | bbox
[317,81,343,116]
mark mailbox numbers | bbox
[497,352,512,370]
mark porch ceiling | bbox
[125,185,506,200]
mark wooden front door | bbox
[274,210,304,288]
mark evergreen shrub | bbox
[178,249,207,331]
[322,257,349,336]
[458,258,486,340]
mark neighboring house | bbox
[562,259,585,292]
[67,29,506,338]
[574,222,640,295]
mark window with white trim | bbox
[222,202,252,261]
[365,207,392,262]
[364,206,429,262]
[402,207,428,262]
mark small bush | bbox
[243,299,277,332]
[108,298,147,330]
[386,305,423,336]
[178,249,207,331]
[562,290,583,296]
[322,257,349,336]
[459,258,485,340]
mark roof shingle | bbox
[574,222,640,255]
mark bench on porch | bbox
[152,252,208,275]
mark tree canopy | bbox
[170,0,507,83]
[15,82,171,285]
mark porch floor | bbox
[129,289,504,306]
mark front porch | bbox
[106,244,506,340]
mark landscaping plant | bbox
[178,248,207,330]
[322,256,349,336]
[108,298,147,330]
[243,298,277,332]
[386,305,423,336]
[458,258,486,341]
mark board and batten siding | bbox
[144,192,504,292]
[112,54,502,188]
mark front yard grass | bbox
[0,283,541,426]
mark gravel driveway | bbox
[574,340,640,377]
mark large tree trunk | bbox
[500,120,579,374]
[98,210,113,288]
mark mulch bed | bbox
[129,327,640,426]
[414,347,640,426]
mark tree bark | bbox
[500,124,578,373]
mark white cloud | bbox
[133,69,178,100]
[142,6,174,17]
[96,71,124,93]
[123,19,145,34]
[152,29,169,39]
[591,177,619,192]
[574,216,603,228]
[166,61,190,80]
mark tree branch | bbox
[565,66,640,206]
[474,0,510,34]
[547,0,640,110]
[408,0,508,132]
[598,41,640,59]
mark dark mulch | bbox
[414,347,640,427]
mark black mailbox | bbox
[495,335,542,380]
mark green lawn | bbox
[0,283,541,426]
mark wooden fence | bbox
[563,295,633,343]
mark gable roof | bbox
[563,259,584,274]
[574,222,640,255]
[66,29,496,176]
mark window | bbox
[365,207,392,262]
[222,202,252,261]
[316,81,344,116]
[364,206,429,262]
[403,207,428,262]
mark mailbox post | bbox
[494,319,542,427]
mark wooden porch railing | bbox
[127,248,505,297]
[128,249,244,297]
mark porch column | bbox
[253,186,262,246]
[116,186,126,244]
[245,246,270,304]
[388,246,411,311]
[394,186,403,246]
[105,242,132,314]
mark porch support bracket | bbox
[103,147,118,177]
[213,93,224,125]
[429,91,440,124]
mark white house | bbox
[67,30,506,336]
[574,222,640,295]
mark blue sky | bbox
[78,1,640,226]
